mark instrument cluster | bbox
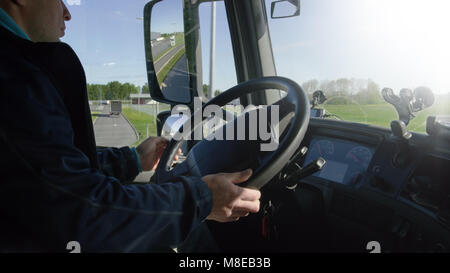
[302,136,375,185]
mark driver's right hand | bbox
[202,169,261,222]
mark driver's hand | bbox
[202,169,261,222]
[136,136,181,171]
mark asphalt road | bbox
[92,106,157,183]
[93,106,138,148]
[154,44,185,73]
[152,39,171,59]
[160,54,190,103]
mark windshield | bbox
[61,0,450,145]
[266,0,450,133]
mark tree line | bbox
[88,79,389,104]
[87,82,148,101]
[88,82,223,101]
[301,78,384,105]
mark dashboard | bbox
[303,136,375,186]
[297,119,449,197]
[278,118,450,252]
[208,117,450,253]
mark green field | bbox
[122,107,157,146]
[322,99,450,133]
[108,95,450,145]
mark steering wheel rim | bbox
[155,76,310,189]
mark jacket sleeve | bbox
[0,71,212,252]
[96,146,141,184]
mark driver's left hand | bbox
[136,136,181,171]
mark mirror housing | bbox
[271,0,301,19]
[143,0,194,105]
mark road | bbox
[160,54,190,102]
[92,106,156,183]
[152,39,171,59]
[154,44,185,73]
[93,106,138,148]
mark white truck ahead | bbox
[110,100,122,115]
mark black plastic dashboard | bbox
[299,118,449,198]
[281,117,450,252]
[206,116,450,253]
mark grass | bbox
[322,98,450,133]
[175,33,184,45]
[110,96,449,146]
[157,47,186,85]
[91,111,100,123]
[122,106,157,146]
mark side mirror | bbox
[271,0,301,19]
[143,0,192,105]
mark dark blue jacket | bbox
[0,26,212,252]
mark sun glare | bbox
[359,0,450,94]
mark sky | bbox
[62,0,450,95]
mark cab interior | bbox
[69,0,450,252]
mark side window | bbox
[62,0,169,148]
[198,1,237,101]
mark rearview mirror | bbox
[271,0,301,19]
[144,0,192,105]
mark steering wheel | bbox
[155,76,310,189]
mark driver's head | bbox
[0,0,71,42]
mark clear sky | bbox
[62,0,149,86]
[62,0,450,95]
